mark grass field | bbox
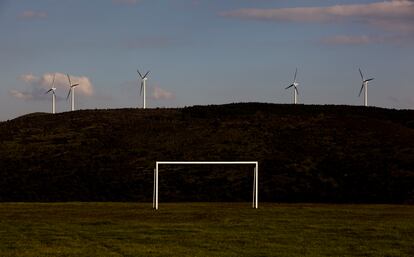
[0,203,413,256]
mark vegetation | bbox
[0,203,413,257]
[0,103,413,203]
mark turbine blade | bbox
[67,74,72,86]
[51,73,55,88]
[45,89,53,94]
[359,68,364,81]
[366,78,374,82]
[358,84,364,97]
[137,69,143,79]
[294,68,298,83]
[295,86,299,95]
[143,70,150,78]
[71,83,79,88]
[285,84,293,90]
[66,89,71,100]
[140,82,143,95]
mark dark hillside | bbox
[0,103,413,203]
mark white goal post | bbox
[153,161,258,210]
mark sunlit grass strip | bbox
[0,203,413,257]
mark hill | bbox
[0,103,413,203]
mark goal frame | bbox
[153,161,258,210]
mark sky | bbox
[0,0,413,120]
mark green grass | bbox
[0,203,413,256]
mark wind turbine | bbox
[358,68,374,107]
[66,74,79,111]
[45,73,56,114]
[137,70,150,109]
[285,68,299,104]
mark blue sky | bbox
[0,0,413,120]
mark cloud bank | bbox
[220,0,414,28]
[10,73,94,101]
[152,86,174,100]
[220,0,414,44]
[19,10,47,19]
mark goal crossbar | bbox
[153,161,258,210]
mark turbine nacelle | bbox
[359,68,374,83]
[285,68,300,93]
[66,74,80,103]
[45,87,57,94]
[137,69,150,108]
[66,74,80,88]
[284,68,300,104]
[358,68,374,98]
[137,70,150,79]
[45,73,56,95]
[45,73,57,114]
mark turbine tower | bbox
[358,68,374,107]
[66,74,79,111]
[285,68,299,104]
[45,73,56,114]
[137,70,150,109]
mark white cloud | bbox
[19,74,37,83]
[152,86,174,100]
[10,72,94,101]
[19,10,47,19]
[9,90,33,100]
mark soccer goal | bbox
[153,161,258,210]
